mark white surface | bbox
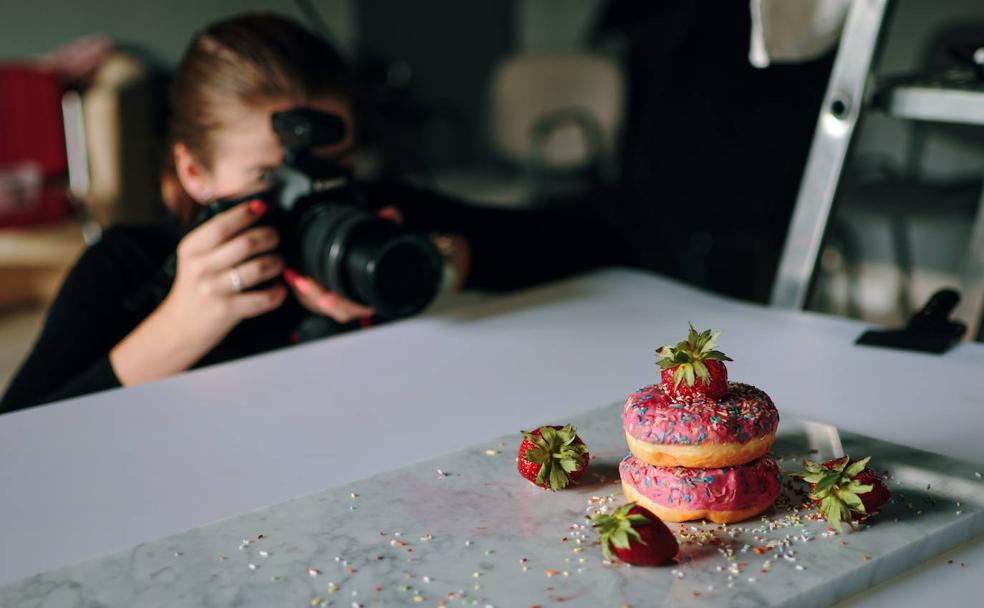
[1,268,982,605]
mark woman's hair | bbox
[161,13,356,222]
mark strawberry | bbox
[517,424,589,491]
[656,323,733,402]
[793,456,891,531]
[590,503,678,566]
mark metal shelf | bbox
[881,84,984,125]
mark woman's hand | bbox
[110,200,286,385]
[283,268,375,324]
[164,199,286,337]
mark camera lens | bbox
[297,204,442,319]
[346,227,443,318]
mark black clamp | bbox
[856,289,967,354]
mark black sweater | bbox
[1,184,630,413]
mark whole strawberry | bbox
[590,503,678,566]
[517,425,589,491]
[656,323,733,402]
[793,456,891,531]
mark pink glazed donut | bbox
[619,454,781,523]
[623,382,779,469]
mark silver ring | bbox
[229,266,244,292]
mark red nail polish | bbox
[248,199,267,216]
[283,268,311,295]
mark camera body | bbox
[191,108,443,320]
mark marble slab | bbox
[2,402,982,608]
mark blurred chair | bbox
[0,50,164,310]
[432,52,625,208]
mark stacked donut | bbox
[619,325,781,523]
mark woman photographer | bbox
[1,13,628,413]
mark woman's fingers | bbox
[205,225,280,272]
[229,284,288,319]
[376,205,403,224]
[221,254,284,294]
[284,268,374,323]
[180,199,267,255]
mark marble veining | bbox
[1,403,982,607]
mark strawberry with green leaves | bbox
[793,456,891,531]
[656,323,734,402]
[590,503,678,566]
[517,425,590,491]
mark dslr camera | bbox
[191,107,443,319]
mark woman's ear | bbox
[173,143,212,203]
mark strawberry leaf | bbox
[673,366,686,389]
[684,365,695,387]
[812,474,839,497]
[837,490,865,513]
[693,360,709,383]
[796,472,826,484]
[843,481,873,495]
[844,457,871,479]
[559,458,580,473]
[611,529,630,550]
[523,447,549,465]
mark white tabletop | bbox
[1,268,982,605]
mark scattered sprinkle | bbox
[309,568,321,576]
[485,450,499,456]
[248,563,257,571]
